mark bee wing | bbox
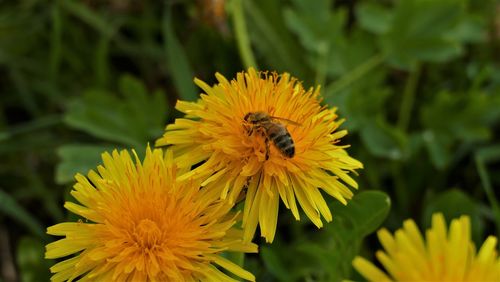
[269,116,302,126]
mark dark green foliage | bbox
[0,0,499,281]
[422,189,485,244]
[64,75,167,148]
[0,190,46,239]
[254,191,390,281]
[257,191,390,281]
[16,237,52,282]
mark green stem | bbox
[50,0,62,81]
[397,63,422,131]
[391,162,408,217]
[324,54,384,97]
[95,36,110,87]
[231,0,257,69]
[475,155,500,236]
[0,115,62,142]
[315,48,329,88]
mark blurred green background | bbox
[1,0,499,281]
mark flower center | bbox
[133,218,162,250]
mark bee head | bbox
[243,112,253,122]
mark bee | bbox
[243,111,300,160]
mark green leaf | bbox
[0,190,45,239]
[422,130,451,169]
[356,2,393,34]
[360,118,407,160]
[16,237,52,282]
[475,144,500,164]
[423,189,484,244]
[342,83,391,131]
[329,191,391,238]
[307,190,391,279]
[260,246,292,281]
[284,0,345,54]
[283,0,347,85]
[262,191,390,281]
[119,75,168,138]
[163,5,198,101]
[326,30,380,78]
[55,144,116,184]
[244,0,312,81]
[64,75,168,148]
[448,15,487,43]
[379,0,467,69]
[420,90,500,168]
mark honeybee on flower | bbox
[157,68,363,243]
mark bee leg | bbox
[247,126,254,136]
[265,138,270,160]
[243,176,251,189]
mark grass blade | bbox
[162,3,197,101]
[0,189,46,239]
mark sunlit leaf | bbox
[360,118,407,160]
[356,2,393,34]
[245,0,312,81]
[64,75,168,148]
[55,144,117,184]
[329,191,391,238]
[379,0,469,69]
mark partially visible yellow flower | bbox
[45,147,257,281]
[156,68,363,243]
[353,213,500,281]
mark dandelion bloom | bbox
[353,213,500,281]
[156,68,363,243]
[45,147,257,281]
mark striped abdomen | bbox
[267,124,295,158]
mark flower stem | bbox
[397,63,422,132]
[0,115,61,141]
[315,47,329,88]
[324,54,384,97]
[391,162,409,217]
[475,155,500,236]
[231,0,257,69]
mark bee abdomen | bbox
[272,133,287,144]
[283,145,295,157]
[272,133,295,158]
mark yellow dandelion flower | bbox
[45,147,257,282]
[156,68,363,243]
[353,213,500,281]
